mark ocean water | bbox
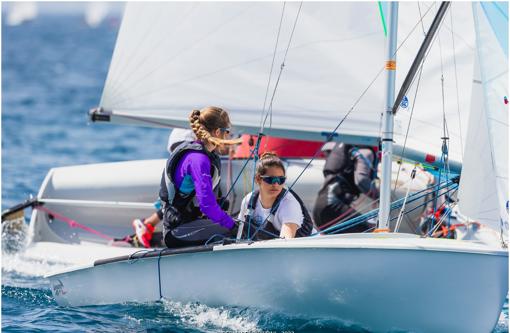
[1,13,508,333]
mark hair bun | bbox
[260,151,278,160]
[189,109,201,122]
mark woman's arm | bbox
[280,223,299,238]
[185,152,234,229]
[278,195,304,239]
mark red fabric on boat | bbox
[233,134,324,158]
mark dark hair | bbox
[256,152,285,176]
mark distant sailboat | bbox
[84,2,110,28]
[6,2,37,27]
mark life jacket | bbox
[244,188,314,240]
[159,141,221,223]
[322,143,378,199]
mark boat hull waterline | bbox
[47,234,508,333]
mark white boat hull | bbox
[47,234,508,333]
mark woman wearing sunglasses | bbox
[238,152,314,240]
[159,106,241,248]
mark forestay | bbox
[458,2,509,240]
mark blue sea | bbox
[2,12,508,333]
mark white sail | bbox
[393,2,476,165]
[100,2,387,145]
[99,2,476,165]
[458,2,508,240]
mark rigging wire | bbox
[393,2,428,192]
[449,5,464,159]
[247,3,301,238]
[433,2,453,231]
[260,1,304,146]
[259,2,286,133]
[318,179,458,235]
[393,3,453,195]
[395,164,417,232]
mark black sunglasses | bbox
[219,127,231,134]
[261,176,286,185]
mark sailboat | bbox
[17,2,448,265]
[8,2,509,332]
[6,2,38,27]
[84,2,110,28]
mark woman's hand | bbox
[280,223,298,239]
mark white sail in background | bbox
[6,2,38,26]
[458,2,508,240]
[99,2,475,163]
[85,2,110,28]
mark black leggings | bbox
[164,219,231,248]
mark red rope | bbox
[318,206,356,231]
[35,206,114,241]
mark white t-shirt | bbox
[237,190,304,235]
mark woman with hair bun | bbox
[237,152,314,240]
[159,106,241,248]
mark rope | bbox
[260,2,303,137]
[316,179,458,236]
[157,249,163,299]
[393,3,452,191]
[393,69,425,187]
[246,135,264,239]
[336,184,458,236]
[127,249,155,263]
[205,233,228,245]
[219,134,264,208]
[35,206,114,241]
[259,2,286,133]
[395,165,417,232]
[449,5,463,158]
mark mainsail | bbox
[458,2,509,240]
[99,2,387,145]
[97,2,475,167]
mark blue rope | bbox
[157,249,163,300]
[205,233,227,245]
[127,249,154,264]
[327,185,458,236]
[316,180,458,235]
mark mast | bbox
[377,2,398,232]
